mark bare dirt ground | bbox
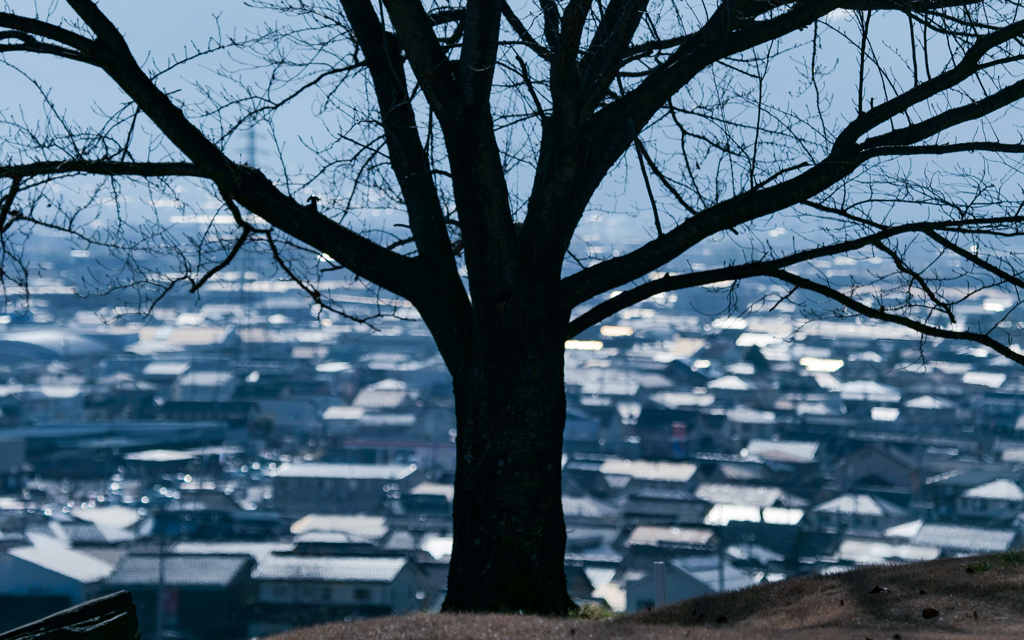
[266,552,1024,640]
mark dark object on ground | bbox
[0,591,139,640]
[922,608,940,619]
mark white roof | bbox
[813,494,907,518]
[289,514,388,538]
[626,526,715,547]
[598,458,698,483]
[904,395,955,410]
[410,483,455,500]
[562,495,619,519]
[176,371,234,387]
[724,362,756,376]
[124,449,195,463]
[322,406,366,421]
[912,523,1017,552]
[885,519,924,539]
[796,402,832,416]
[703,504,804,526]
[745,439,818,464]
[840,380,901,402]
[726,406,775,424]
[726,543,784,564]
[708,375,752,391]
[837,539,940,564]
[694,483,784,508]
[962,371,1007,389]
[963,479,1024,502]
[315,362,352,373]
[648,391,716,409]
[419,534,453,560]
[871,407,900,422]
[142,361,191,377]
[274,462,416,480]
[252,555,407,583]
[170,541,295,562]
[10,544,114,583]
[352,379,409,409]
[71,505,140,530]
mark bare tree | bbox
[4,0,1024,613]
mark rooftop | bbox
[813,494,908,518]
[10,543,114,583]
[962,479,1024,502]
[625,526,715,548]
[911,523,1018,553]
[104,554,251,588]
[598,459,698,483]
[251,555,408,583]
[744,439,819,464]
[273,462,417,480]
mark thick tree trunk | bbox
[440,303,574,614]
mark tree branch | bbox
[563,11,1024,311]
[771,268,1024,365]
[62,0,420,302]
[380,0,459,114]
[565,215,1024,335]
[0,160,204,179]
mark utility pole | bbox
[239,126,260,367]
[155,503,165,640]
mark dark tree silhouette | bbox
[5,0,1024,613]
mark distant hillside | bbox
[266,552,1024,640]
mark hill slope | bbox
[266,552,1024,640]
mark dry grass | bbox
[265,551,1024,640]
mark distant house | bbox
[399,483,454,518]
[598,458,700,494]
[910,522,1024,556]
[717,406,777,452]
[811,493,910,532]
[956,479,1024,522]
[248,554,422,636]
[622,488,711,527]
[837,444,921,495]
[140,360,191,385]
[625,555,758,612]
[835,535,940,565]
[171,370,237,402]
[288,514,390,542]
[272,462,421,515]
[632,398,714,460]
[352,379,413,409]
[624,526,717,553]
[694,482,806,527]
[153,400,259,429]
[254,398,325,438]
[743,438,822,484]
[99,553,255,640]
[923,468,1011,519]
[562,495,620,526]
[744,438,820,465]
[0,542,114,630]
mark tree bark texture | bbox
[440,289,574,613]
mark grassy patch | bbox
[966,551,1024,574]
[569,603,617,620]
[966,559,992,574]
[997,550,1024,568]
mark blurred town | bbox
[3,240,1024,639]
